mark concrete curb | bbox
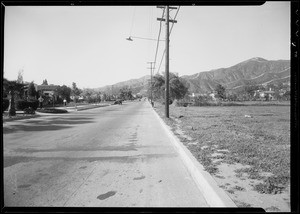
[58,104,111,112]
[149,103,237,207]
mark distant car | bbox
[114,100,122,105]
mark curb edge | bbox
[150,103,237,207]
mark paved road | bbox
[3,100,208,207]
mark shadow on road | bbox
[4,153,178,168]
[3,117,95,134]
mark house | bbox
[208,91,217,101]
[35,84,59,97]
[23,83,59,99]
[188,93,203,102]
[255,88,275,100]
[70,95,84,102]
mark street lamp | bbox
[126,36,164,42]
[126,35,163,107]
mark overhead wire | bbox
[153,7,166,74]
[148,6,154,60]
[157,6,181,74]
[129,6,136,36]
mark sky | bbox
[4,2,290,89]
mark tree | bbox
[17,70,24,84]
[150,73,189,102]
[101,93,107,102]
[266,83,275,91]
[169,76,189,100]
[3,79,25,99]
[3,78,10,98]
[119,87,133,100]
[56,85,72,102]
[282,90,290,101]
[95,91,102,103]
[151,74,165,100]
[71,82,81,103]
[27,82,37,99]
[215,84,226,100]
[4,80,26,116]
[244,84,259,100]
[42,79,48,85]
[8,90,16,116]
[83,89,100,103]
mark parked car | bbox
[114,100,123,105]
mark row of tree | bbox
[3,76,136,111]
[147,73,290,103]
[216,82,290,101]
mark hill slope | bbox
[97,75,151,95]
[182,57,290,93]
[98,57,290,95]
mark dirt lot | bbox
[154,101,290,212]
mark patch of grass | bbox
[36,108,68,114]
[234,201,252,207]
[253,176,288,194]
[154,102,290,194]
[265,206,281,212]
[226,189,235,194]
[215,175,225,179]
[233,185,246,191]
[185,143,220,174]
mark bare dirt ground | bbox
[154,102,290,212]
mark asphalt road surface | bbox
[3,100,209,207]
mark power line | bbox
[153,7,165,74]
[157,6,180,74]
[129,7,136,36]
[170,6,180,35]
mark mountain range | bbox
[97,57,290,95]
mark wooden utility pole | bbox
[157,5,177,118]
[147,62,155,106]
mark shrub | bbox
[15,100,27,110]
[55,97,63,104]
[194,99,211,106]
[221,102,245,106]
[23,107,35,114]
[175,101,189,107]
[36,108,68,114]
[3,98,9,112]
[15,100,39,110]
[161,99,173,105]
[28,100,39,110]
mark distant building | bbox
[254,88,275,100]
[70,95,84,102]
[208,92,217,101]
[35,84,59,97]
[23,83,60,101]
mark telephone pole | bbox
[147,62,155,106]
[157,5,177,118]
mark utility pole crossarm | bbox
[157,6,177,10]
[157,18,177,23]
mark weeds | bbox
[253,176,288,194]
[154,102,290,195]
